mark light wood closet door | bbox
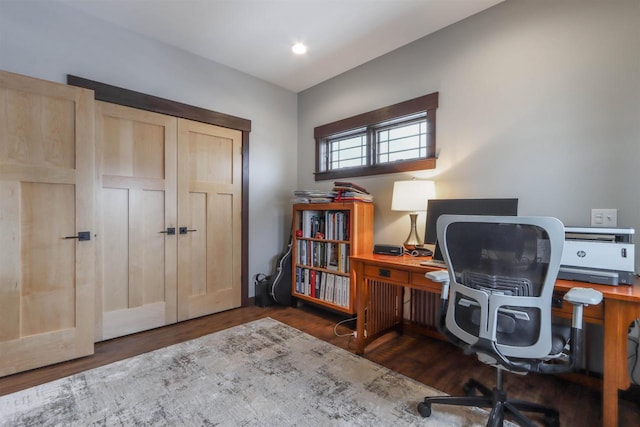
[177,119,242,320]
[96,102,177,341]
[0,70,95,376]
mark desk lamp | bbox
[391,180,435,251]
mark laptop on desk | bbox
[419,242,446,268]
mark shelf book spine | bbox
[327,274,335,304]
[325,211,332,240]
[344,276,350,308]
[315,271,321,299]
[345,212,350,240]
[327,243,338,271]
[310,270,316,298]
[320,272,327,300]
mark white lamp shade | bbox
[391,180,435,212]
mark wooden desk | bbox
[351,254,640,427]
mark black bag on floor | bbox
[255,273,274,307]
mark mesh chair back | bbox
[437,215,564,359]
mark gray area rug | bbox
[0,318,497,426]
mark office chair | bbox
[417,215,602,427]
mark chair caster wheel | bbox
[417,401,432,418]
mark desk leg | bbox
[354,260,366,355]
[602,299,640,427]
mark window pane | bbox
[376,118,429,164]
[328,133,366,170]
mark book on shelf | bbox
[327,243,338,271]
[295,266,302,294]
[326,273,335,304]
[310,270,316,298]
[304,269,310,295]
[320,272,327,300]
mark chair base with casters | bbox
[417,367,560,427]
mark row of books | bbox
[300,210,350,240]
[297,240,350,273]
[295,267,350,308]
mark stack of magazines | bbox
[291,189,337,204]
[291,181,373,203]
[332,181,373,202]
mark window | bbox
[314,92,438,181]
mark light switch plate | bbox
[590,208,617,227]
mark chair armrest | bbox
[426,270,450,300]
[425,270,449,283]
[563,287,603,306]
[563,287,603,331]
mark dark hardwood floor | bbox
[2,303,639,426]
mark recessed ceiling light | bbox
[292,42,307,55]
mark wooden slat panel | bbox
[410,288,439,328]
[367,279,402,340]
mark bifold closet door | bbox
[177,118,242,321]
[0,70,95,376]
[95,102,177,341]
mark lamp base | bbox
[402,212,423,251]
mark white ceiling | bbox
[61,0,504,93]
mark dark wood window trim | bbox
[314,92,438,181]
[67,75,252,307]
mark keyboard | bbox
[420,259,446,268]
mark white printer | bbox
[558,227,635,285]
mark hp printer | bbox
[559,227,635,285]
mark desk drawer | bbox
[411,272,444,293]
[364,265,409,284]
[552,291,604,323]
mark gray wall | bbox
[298,0,640,270]
[0,0,299,297]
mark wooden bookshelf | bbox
[291,202,373,315]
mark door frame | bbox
[68,75,251,308]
